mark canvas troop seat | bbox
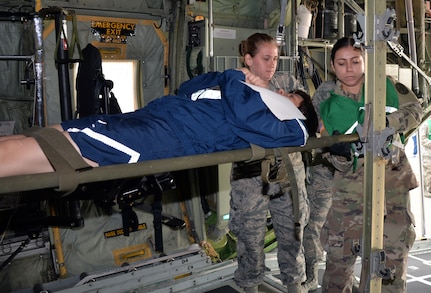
[75,43,121,117]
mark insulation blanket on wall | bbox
[0,21,35,134]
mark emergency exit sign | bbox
[91,21,136,43]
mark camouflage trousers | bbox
[320,160,416,293]
[229,153,309,288]
[303,164,334,268]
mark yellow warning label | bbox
[104,223,147,239]
[113,243,153,266]
[91,20,136,43]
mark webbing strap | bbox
[53,9,83,68]
[274,148,301,241]
[279,0,288,26]
[25,127,92,195]
[245,143,267,162]
[68,11,83,65]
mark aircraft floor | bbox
[206,239,431,293]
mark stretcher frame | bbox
[0,134,359,195]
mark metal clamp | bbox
[377,8,398,41]
[353,8,398,48]
[371,250,396,280]
[261,155,287,184]
[374,127,395,160]
[351,239,362,257]
[356,123,395,160]
[353,13,365,47]
[275,24,285,46]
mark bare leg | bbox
[0,125,98,177]
[0,134,26,142]
[0,136,55,176]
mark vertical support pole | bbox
[54,11,73,121]
[338,0,345,38]
[405,0,420,94]
[361,0,387,292]
[33,14,45,127]
[188,169,206,242]
[207,0,214,72]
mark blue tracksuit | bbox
[61,69,308,166]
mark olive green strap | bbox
[245,143,267,162]
[275,148,301,241]
[25,127,92,195]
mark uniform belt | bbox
[312,151,336,174]
[232,159,281,181]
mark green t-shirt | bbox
[320,77,399,135]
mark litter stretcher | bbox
[0,128,359,293]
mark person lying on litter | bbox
[0,69,314,177]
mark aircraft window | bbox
[72,60,138,114]
[101,61,137,113]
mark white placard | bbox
[214,28,236,39]
[242,82,306,121]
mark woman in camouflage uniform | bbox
[313,37,422,293]
[229,33,318,293]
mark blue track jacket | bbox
[148,69,308,152]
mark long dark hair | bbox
[292,89,318,137]
[330,37,364,63]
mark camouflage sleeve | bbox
[270,71,305,92]
[311,80,336,121]
[387,101,423,133]
[386,78,423,133]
